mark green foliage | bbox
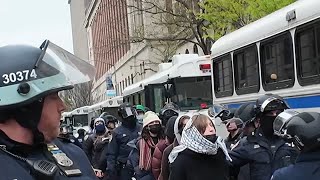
[199,0,296,40]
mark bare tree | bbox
[125,0,213,55]
[62,81,94,110]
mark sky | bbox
[0,0,73,52]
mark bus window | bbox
[213,54,233,98]
[141,92,145,106]
[234,45,259,95]
[153,87,165,113]
[261,32,294,91]
[296,21,320,86]
[134,94,139,105]
[172,77,212,110]
[73,115,88,128]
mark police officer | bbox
[59,124,82,148]
[218,108,242,150]
[272,111,320,180]
[158,103,180,127]
[229,94,298,180]
[0,40,97,179]
[106,103,142,180]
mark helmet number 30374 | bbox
[2,69,37,84]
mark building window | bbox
[193,44,198,54]
[185,49,189,54]
[131,74,134,84]
[234,45,259,95]
[128,76,130,85]
[296,20,320,86]
[261,32,294,91]
[213,54,233,98]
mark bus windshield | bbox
[73,115,89,127]
[171,77,212,110]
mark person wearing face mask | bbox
[106,103,142,180]
[92,118,117,179]
[169,113,231,180]
[228,94,298,180]
[151,115,176,180]
[135,104,146,125]
[159,114,190,180]
[272,111,320,180]
[83,118,107,164]
[127,111,165,180]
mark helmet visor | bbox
[273,110,299,136]
[121,107,137,119]
[260,97,289,113]
[0,40,95,108]
[39,40,95,85]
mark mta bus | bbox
[210,0,320,112]
[123,54,212,113]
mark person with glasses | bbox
[169,113,231,180]
[229,94,298,180]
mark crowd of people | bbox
[63,93,320,180]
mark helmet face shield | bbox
[260,97,289,113]
[273,110,299,137]
[0,40,95,108]
[120,107,137,119]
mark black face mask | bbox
[260,115,276,138]
[149,124,162,134]
[204,134,218,143]
[122,116,137,129]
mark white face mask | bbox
[137,114,144,120]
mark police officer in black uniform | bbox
[229,94,298,180]
[59,124,82,149]
[272,111,320,180]
[0,40,97,179]
[106,103,142,180]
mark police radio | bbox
[0,145,58,180]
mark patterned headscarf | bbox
[169,113,232,163]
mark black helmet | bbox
[117,103,137,120]
[256,94,289,115]
[0,40,95,142]
[215,108,237,122]
[159,103,180,126]
[285,112,320,152]
[100,114,118,124]
[234,103,256,124]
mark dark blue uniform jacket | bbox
[0,131,97,180]
[106,124,141,176]
[271,151,320,180]
[229,130,298,180]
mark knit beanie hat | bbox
[143,111,162,128]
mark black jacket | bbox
[169,148,229,180]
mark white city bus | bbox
[210,0,320,112]
[88,96,123,120]
[123,54,212,113]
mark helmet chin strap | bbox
[13,98,45,144]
